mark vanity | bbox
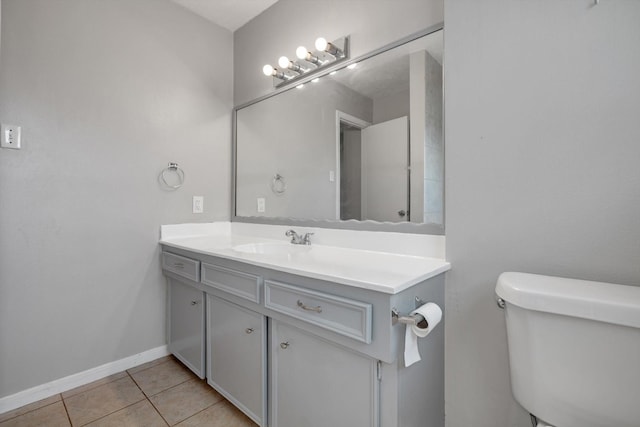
[161,23,447,427]
[160,223,449,427]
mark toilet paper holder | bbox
[391,297,428,328]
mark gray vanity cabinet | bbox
[207,295,267,426]
[167,278,205,378]
[270,320,378,427]
[162,248,445,427]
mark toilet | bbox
[496,272,640,427]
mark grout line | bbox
[175,400,220,426]
[74,398,147,427]
[126,356,175,376]
[5,357,253,427]
[144,374,198,399]
[132,367,199,399]
[148,399,171,427]
[0,396,63,425]
[127,359,197,399]
[61,373,127,400]
[60,395,73,427]
[64,374,146,426]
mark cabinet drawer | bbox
[162,252,200,282]
[265,280,372,343]
[201,263,261,304]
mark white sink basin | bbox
[232,242,311,257]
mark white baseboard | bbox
[0,345,169,414]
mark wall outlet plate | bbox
[192,196,204,213]
[1,124,21,149]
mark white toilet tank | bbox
[496,272,640,427]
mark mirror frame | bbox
[231,23,444,235]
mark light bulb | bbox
[315,37,328,51]
[278,56,290,68]
[330,71,337,76]
[262,64,274,76]
[312,78,320,83]
[296,84,304,89]
[296,46,308,60]
[347,63,357,70]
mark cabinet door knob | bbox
[245,328,254,334]
[297,300,322,313]
[190,301,198,305]
[280,341,290,349]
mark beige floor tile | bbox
[0,401,70,427]
[127,356,174,375]
[61,372,128,399]
[84,400,167,427]
[64,376,145,426]
[130,359,194,397]
[176,401,257,427]
[149,379,222,426]
[0,394,62,423]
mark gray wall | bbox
[423,52,443,225]
[234,0,444,105]
[0,0,232,398]
[444,1,640,426]
[372,89,409,124]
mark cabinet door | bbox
[208,295,266,426]
[271,321,379,427]
[168,279,205,378]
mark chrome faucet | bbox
[285,229,314,245]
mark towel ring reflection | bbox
[161,162,185,189]
[271,173,286,195]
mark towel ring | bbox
[161,162,185,189]
[271,173,286,195]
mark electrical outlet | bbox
[192,196,204,213]
[1,124,21,149]
[257,198,266,213]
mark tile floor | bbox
[0,356,258,427]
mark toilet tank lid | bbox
[496,272,640,329]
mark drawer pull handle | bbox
[280,341,290,349]
[297,300,322,313]
[173,262,184,269]
[190,301,198,306]
[245,328,254,334]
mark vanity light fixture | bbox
[262,35,350,89]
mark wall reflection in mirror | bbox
[235,29,443,229]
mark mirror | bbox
[234,27,443,234]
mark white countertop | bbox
[159,223,450,294]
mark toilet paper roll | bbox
[404,302,442,367]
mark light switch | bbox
[192,196,204,213]
[1,124,21,149]
[257,198,266,213]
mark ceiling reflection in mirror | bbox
[234,29,443,231]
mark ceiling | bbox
[170,0,279,32]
